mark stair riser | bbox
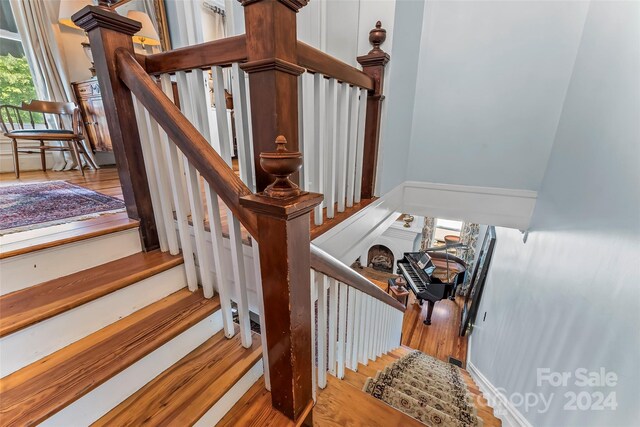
[194,359,264,427]
[0,229,141,295]
[40,309,224,426]
[0,264,186,377]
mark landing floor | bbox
[0,167,371,256]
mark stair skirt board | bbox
[0,228,142,294]
[40,310,224,426]
[0,264,187,377]
[194,360,264,427]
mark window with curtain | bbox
[0,1,38,120]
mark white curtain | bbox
[9,0,93,171]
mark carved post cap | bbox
[369,21,387,53]
[259,135,303,199]
[72,4,141,34]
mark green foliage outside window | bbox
[0,53,42,124]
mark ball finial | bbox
[368,21,387,53]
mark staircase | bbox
[0,225,263,426]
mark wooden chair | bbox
[0,100,98,178]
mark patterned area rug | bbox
[0,181,125,235]
[364,351,483,427]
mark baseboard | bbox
[467,361,533,427]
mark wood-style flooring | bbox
[0,166,369,255]
[355,266,469,366]
[220,346,501,426]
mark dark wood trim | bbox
[144,35,248,75]
[297,41,374,90]
[241,0,302,192]
[310,244,406,312]
[357,23,390,200]
[73,5,159,251]
[241,192,323,422]
[115,50,259,238]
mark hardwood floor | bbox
[0,167,135,257]
[355,266,469,366]
[0,166,373,256]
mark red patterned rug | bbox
[0,180,125,235]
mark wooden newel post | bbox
[240,136,322,423]
[239,0,307,192]
[357,21,390,200]
[73,4,159,251]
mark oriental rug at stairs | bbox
[364,351,483,427]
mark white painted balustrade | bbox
[131,67,263,356]
[310,269,404,396]
[298,72,368,225]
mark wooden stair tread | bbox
[94,326,262,426]
[315,375,425,426]
[0,250,183,337]
[0,213,138,259]
[0,289,220,426]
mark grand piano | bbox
[396,250,467,325]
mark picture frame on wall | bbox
[459,226,496,336]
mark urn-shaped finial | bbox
[369,21,387,53]
[259,135,303,198]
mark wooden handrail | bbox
[297,41,374,90]
[144,35,248,75]
[310,244,406,312]
[115,49,259,238]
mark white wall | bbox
[468,2,640,425]
[376,0,424,194]
[400,1,590,192]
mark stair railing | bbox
[73,0,391,423]
[310,245,405,398]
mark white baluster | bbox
[310,270,317,402]
[358,293,368,365]
[335,83,349,212]
[349,290,362,371]
[324,78,337,218]
[336,282,347,378]
[300,73,314,192]
[176,71,215,297]
[363,296,372,364]
[231,64,255,191]
[328,277,338,375]
[159,74,198,290]
[354,88,367,203]
[211,66,252,348]
[313,73,325,225]
[251,241,270,390]
[132,97,168,252]
[345,286,356,370]
[346,85,359,208]
[140,105,179,255]
[370,300,379,360]
[317,273,328,388]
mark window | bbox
[0,2,38,113]
[436,219,463,232]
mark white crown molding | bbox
[467,361,534,427]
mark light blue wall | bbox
[468,2,640,425]
[376,0,425,194]
[404,1,588,191]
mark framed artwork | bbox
[459,226,496,336]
